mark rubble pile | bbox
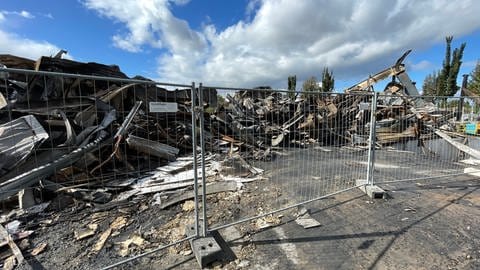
[210,87,460,161]
[0,52,465,207]
[210,89,372,160]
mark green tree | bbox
[217,94,225,108]
[302,68,335,94]
[288,75,296,99]
[302,76,321,92]
[205,94,226,113]
[469,60,480,95]
[321,67,334,92]
[437,36,466,96]
[422,71,440,97]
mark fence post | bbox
[190,82,199,237]
[456,74,469,121]
[366,92,378,187]
[198,83,208,237]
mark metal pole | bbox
[366,92,378,186]
[0,67,191,88]
[190,82,199,237]
[456,74,469,121]
[198,83,208,237]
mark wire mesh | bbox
[201,86,373,231]
[372,94,480,185]
[3,66,479,268]
[0,67,198,268]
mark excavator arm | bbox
[345,50,426,107]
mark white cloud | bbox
[41,13,54,19]
[19,10,34,19]
[83,0,205,54]
[463,60,478,69]
[171,0,190,6]
[0,30,64,60]
[83,0,480,88]
[0,10,35,19]
[0,9,68,61]
[246,0,262,20]
[83,0,208,83]
[410,60,436,71]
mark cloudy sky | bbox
[1,0,480,90]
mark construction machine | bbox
[345,50,427,108]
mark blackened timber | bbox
[126,135,179,161]
[35,57,128,78]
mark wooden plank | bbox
[157,160,193,174]
[220,175,266,183]
[91,228,112,254]
[435,130,480,159]
[0,225,24,266]
[136,180,199,195]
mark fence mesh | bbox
[201,86,372,230]
[0,68,199,268]
[2,66,480,268]
[373,94,479,185]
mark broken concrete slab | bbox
[295,206,321,229]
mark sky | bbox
[1,0,480,91]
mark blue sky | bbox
[1,0,480,92]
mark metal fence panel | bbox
[372,94,480,185]
[200,86,373,231]
[0,67,199,269]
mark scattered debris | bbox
[160,180,241,210]
[255,214,281,230]
[182,200,196,212]
[3,256,16,270]
[0,224,24,267]
[116,235,147,257]
[74,225,98,241]
[435,130,480,159]
[110,216,129,231]
[91,229,112,254]
[404,207,417,212]
[0,50,469,210]
[295,206,322,229]
[30,242,48,256]
[0,115,49,175]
